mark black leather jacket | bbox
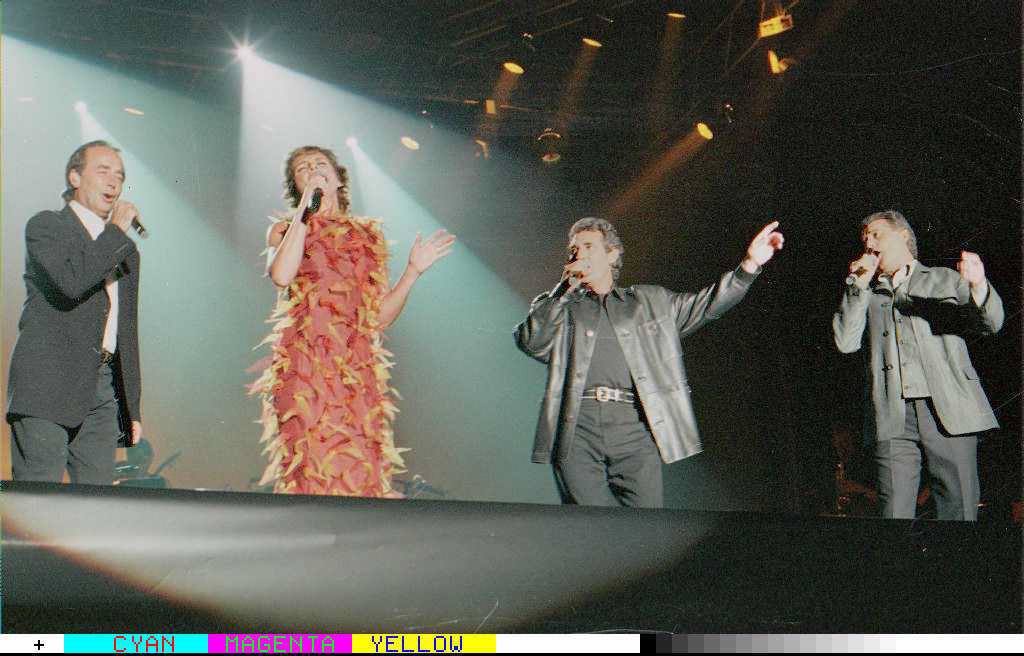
[515,266,758,464]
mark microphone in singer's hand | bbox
[567,261,590,282]
[845,253,879,285]
[132,217,148,239]
[845,267,867,286]
[113,199,147,238]
[564,247,584,286]
[302,188,323,224]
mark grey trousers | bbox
[875,398,980,521]
[554,398,663,508]
[9,362,120,485]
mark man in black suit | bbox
[7,140,144,484]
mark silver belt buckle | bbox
[595,386,619,402]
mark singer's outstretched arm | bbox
[669,266,760,339]
[667,221,779,337]
[378,230,456,329]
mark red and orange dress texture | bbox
[251,210,406,496]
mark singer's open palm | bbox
[409,229,456,274]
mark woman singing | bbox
[252,145,454,496]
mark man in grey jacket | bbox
[833,210,1003,521]
[515,217,783,507]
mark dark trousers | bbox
[8,362,120,485]
[875,398,980,521]
[554,398,663,508]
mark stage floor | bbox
[2,481,1020,633]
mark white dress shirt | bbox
[69,200,118,353]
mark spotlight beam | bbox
[602,130,711,218]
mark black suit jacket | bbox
[7,205,141,440]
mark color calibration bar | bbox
[2,634,1023,653]
[0,634,635,654]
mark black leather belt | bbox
[581,386,635,403]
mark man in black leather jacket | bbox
[515,217,783,507]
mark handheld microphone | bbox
[309,188,323,213]
[563,247,592,289]
[302,189,323,224]
[845,268,867,286]
[116,191,148,238]
[846,253,878,285]
[566,247,584,278]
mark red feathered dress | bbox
[251,211,405,496]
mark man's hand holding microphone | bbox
[562,246,592,290]
[846,252,879,289]
[109,200,148,238]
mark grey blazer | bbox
[833,262,1002,440]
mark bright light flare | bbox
[236,44,255,62]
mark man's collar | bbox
[893,259,917,286]
[873,259,918,293]
[582,286,628,301]
[69,199,104,226]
